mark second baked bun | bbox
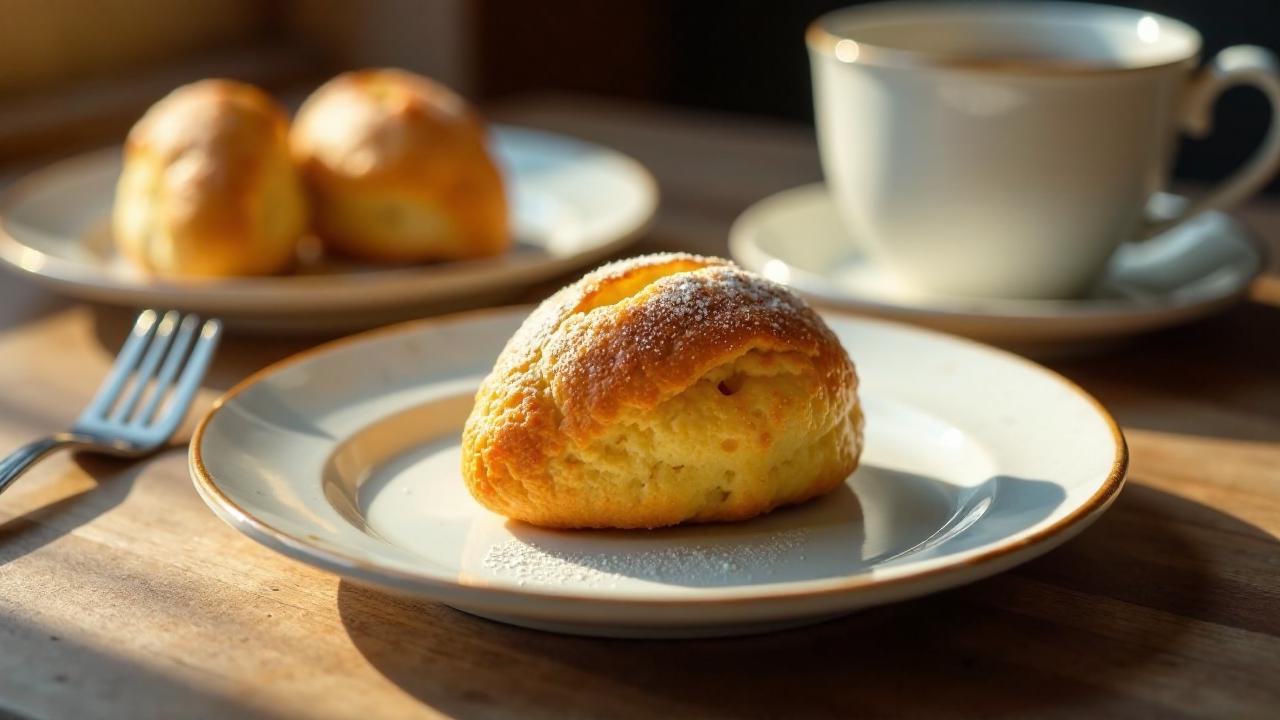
[113,79,307,277]
[290,69,509,262]
[462,253,864,529]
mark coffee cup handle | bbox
[1141,45,1280,239]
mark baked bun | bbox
[113,79,307,277]
[462,253,864,529]
[289,68,508,262]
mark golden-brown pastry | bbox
[289,69,508,262]
[462,253,863,529]
[113,79,307,277]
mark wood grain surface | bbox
[0,97,1277,719]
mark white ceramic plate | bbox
[731,184,1265,353]
[0,126,657,332]
[190,306,1126,638]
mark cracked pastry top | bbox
[462,252,864,529]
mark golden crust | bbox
[289,68,508,262]
[112,79,307,277]
[462,253,863,529]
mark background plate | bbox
[0,126,658,332]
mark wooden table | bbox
[1,97,1278,719]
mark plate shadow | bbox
[333,484,1271,717]
[495,470,1065,588]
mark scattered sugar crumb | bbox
[481,529,810,588]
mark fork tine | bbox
[151,319,222,435]
[109,310,181,424]
[135,313,201,426]
[81,310,159,421]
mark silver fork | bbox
[0,309,222,496]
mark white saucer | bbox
[0,126,657,333]
[730,184,1265,351]
[190,306,1125,638]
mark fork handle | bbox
[0,435,79,496]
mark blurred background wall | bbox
[0,0,1276,189]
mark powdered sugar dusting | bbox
[646,265,814,339]
[481,529,811,588]
[464,253,858,528]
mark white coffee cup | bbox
[808,1,1280,299]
